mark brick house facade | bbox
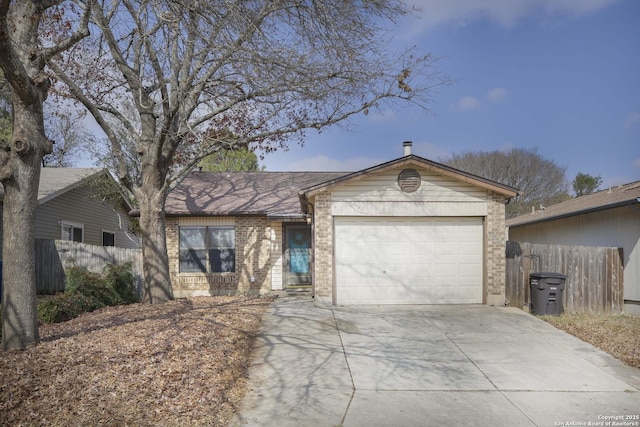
[165,152,517,305]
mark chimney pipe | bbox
[403,141,412,156]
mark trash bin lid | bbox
[530,272,567,279]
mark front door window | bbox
[284,225,311,287]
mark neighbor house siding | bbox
[508,205,640,303]
[34,186,139,249]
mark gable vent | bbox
[398,169,421,193]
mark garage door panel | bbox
[335,217,483,305]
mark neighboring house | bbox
[166,143,518,306]
[0,168,140,255]
[506,181,640,315]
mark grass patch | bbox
[541,313,640,369]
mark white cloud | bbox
[451,88,509,113]
[408,0,619,31]
[625,112,640,128]
[488,87,509,103]
[633,157,640,169]
[452,96,481,112]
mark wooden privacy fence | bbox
[35,239,143,295]
[505,241,624,314]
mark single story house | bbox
[507,181,640,315]
[0,167,140,254]
[166,144,518,305]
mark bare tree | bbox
[0,71,10,144]
[42,107,90,167]
[441,148,570,218]
[50,0,446,303]
[0,0,92,350]
[1,76,87,166]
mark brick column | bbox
[165,217,180,294]
[485,191,507,306]
[312,191,333,306]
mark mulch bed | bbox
[0,296,272,426]
[541,312,640,369]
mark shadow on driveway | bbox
[233,297,640,427]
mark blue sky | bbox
[259,0,639,189]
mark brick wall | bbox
[236,216,272,294]
[312,191,333,305]
[166,216,180,286]
[485,191,507,306]
[167,216,272,298]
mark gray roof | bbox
[165,171,349,217]
[506,180,640,227]
[0,167,105,204]
[37,168,105,204]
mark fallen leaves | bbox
[542,313,640,369]
[0,296,272,426]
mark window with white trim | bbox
[61,221,84,242]
[179,226,235,273]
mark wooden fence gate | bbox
[35,239,143,295]
[505,241,624,314]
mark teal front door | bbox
[284,225,311,287]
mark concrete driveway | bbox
[232,297,640,427]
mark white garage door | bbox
[334,217,483,305]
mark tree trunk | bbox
[1,101,45,350]
[138,180,173,304]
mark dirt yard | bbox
[542,312,640,369]
[0,296,272,426]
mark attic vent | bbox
[398,169,421,193]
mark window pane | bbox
[209,227,234,248]
[180,227,206,249]
[209,249,235,273]
[179,249,207,272]
[72,227,83,242]
[103,232,115,246]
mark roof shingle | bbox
[0,168,104,204]
[165,171,349,217]
[506,180,640,227]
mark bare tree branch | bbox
[48,0,449,302]
[41,0,94,62]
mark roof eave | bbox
[163,210,305,218]
[38,169,107,205]
[301,155,519,199]
[508,199,640,228]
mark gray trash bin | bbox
[529,272,567,316]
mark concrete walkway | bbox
[232,296,640,427]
